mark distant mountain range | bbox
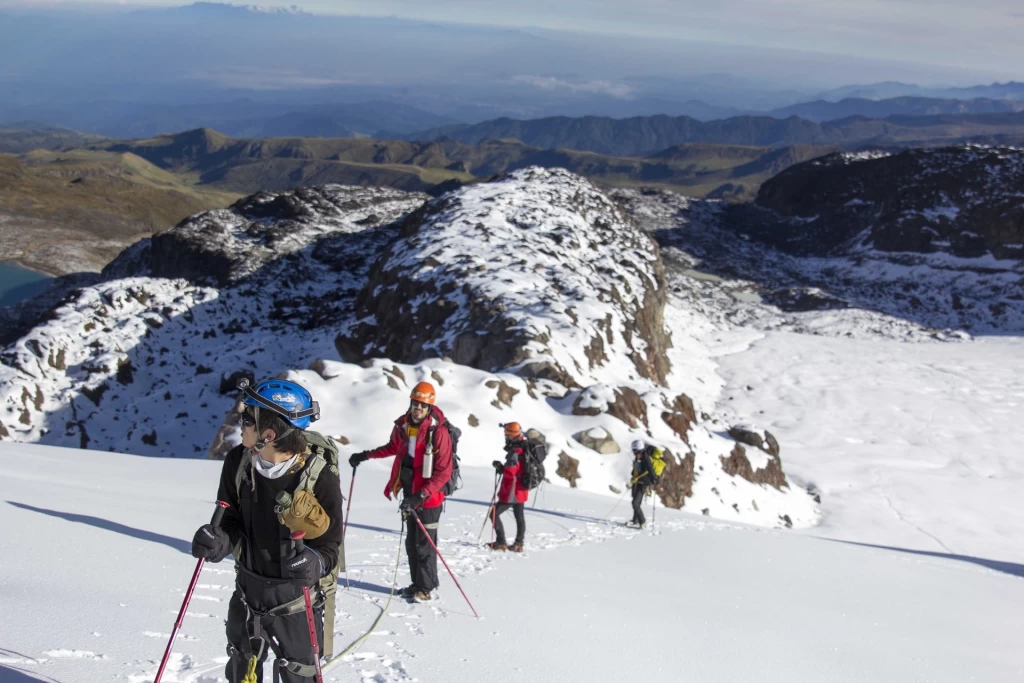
[814,81,1024,102]
[404,111,1024,156]
[766,96,1024,122]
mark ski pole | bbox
[155,500,229,683]
[342,467,356,541]
[342,467,356,589]
[477,471,500,542]
[291,531,325,683]
[408,509,479,618]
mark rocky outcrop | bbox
[104,185,428,286]
[653,449,695,508]
[556,451,581,488]
[334,167,671,388]
[720,443,788,490]
[753,146,1024,259]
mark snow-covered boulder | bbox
[573,426,620,454]
[336,167,671,389]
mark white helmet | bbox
[631,439,645,452]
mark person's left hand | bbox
[400,491,426,513]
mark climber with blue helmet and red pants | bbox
[190,377,343,682]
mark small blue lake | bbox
[0,261,53,308]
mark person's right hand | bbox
[492,460,504,472]
[191,524,230,562]
[349,451,369,468]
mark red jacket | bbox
[366,407,453,509]
[499,440,529,504]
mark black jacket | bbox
[216,444,344,578]
[631,447,656,488]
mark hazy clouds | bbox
[160,0,1017,82]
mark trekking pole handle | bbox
[291,529,306,553]
[211,500,230,527]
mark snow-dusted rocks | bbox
[1,169,817,530]
[573,426,620,454]
[337,167,671,389]
[755,145,1024,259]
[107,185,428,285]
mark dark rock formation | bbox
[752,146,1024,259]
[720,444,788,490]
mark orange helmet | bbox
[503,422,522,439]
[410,381,436,405]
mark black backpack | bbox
[519,436,547,490]
[427,412,463,496]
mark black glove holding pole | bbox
[400,491,426,513]
[284,530,324,586]
[349,451,369,469]
[190,501,231,561]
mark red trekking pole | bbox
[291,531,325,683]
[154,500,229,683]
[408,509,480,618]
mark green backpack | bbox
[232,430,345,659]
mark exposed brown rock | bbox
[485,379,519,407]
[385,374,400,390]
[653,449,696,509]
[431,370,445,386]
[0,420,8,439]
[728,426,764,450]
[142,430,157,446]
[308,359,339,380]
[47,347,66,371]
[556,451,581,488]
[468,414,479,427]
[764,431,781,457]
[661,411,692,444]
[720,444,788,490]
[607,387,648,428]
[389,366,406,382]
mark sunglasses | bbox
[409,400,430,410]
[239,411,257,427]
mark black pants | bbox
[493,502,525,544]
[631,484,649,525]
[406,504,442,592]
[224,571,323,683]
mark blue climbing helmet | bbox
[238,377,320,429]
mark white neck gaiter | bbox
[252,451,299,480]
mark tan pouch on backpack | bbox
[278,489,331,539]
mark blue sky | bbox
[4,0,1022,83]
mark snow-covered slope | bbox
[0,169,816,529]
[1,443,1021,683]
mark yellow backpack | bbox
[650,447,666,482]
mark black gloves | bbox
[400,491,426,512]
[284,547,324,586]
[191,524,231,562]
[349,451,369,468]
[492,460,504,472]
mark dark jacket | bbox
[631,447,657,489]
[365,406,453,509]
[216,444,344,579]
